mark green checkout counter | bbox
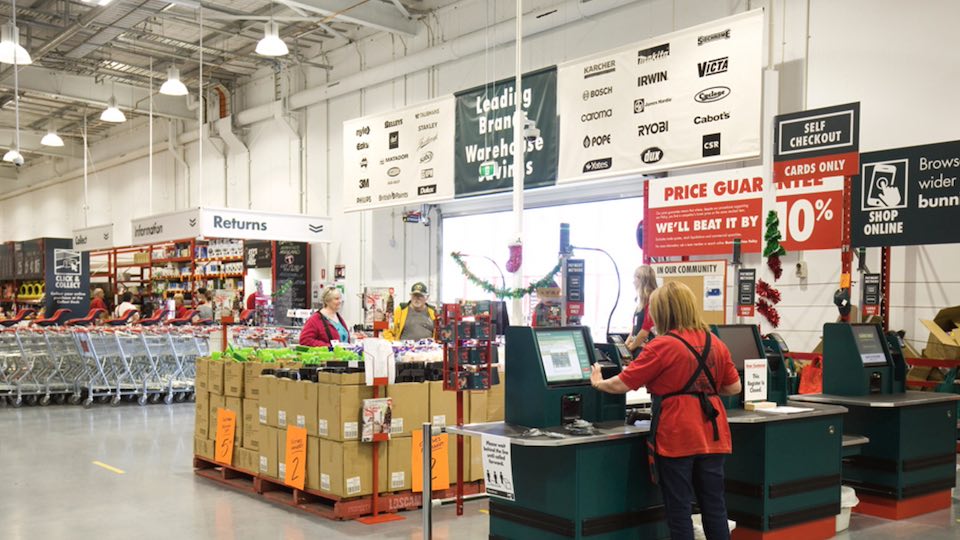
[792,323,960,520]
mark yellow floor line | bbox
[479,509,489,515]
[92,461,125,475]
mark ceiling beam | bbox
[280,0,418,36]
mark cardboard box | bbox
[466,391,487,424]
[224,362,245,397]
[386,382,430,437]
[282,380,320,436]
[195,391,210,439]
[225,396,243,447]
[921,306,960,360]
[195,358,210,392]
[242,398,259,450]
[275,379,295,429]
[194,436,215,460]
[209,360,225,395]
[318,371,365,385]
[387,437,412,492]
[307,435,322,491]
[209,393,226,433]
[235,447,259,474]
[428,381,457,431]
[244,362,278,399]
[317,383,374,441]
[318,440,387,497]
[258,376,280,427]
[258,426,279,478]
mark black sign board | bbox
[862,273,881,317]
[244,240,273,269]
[565,259,585,303]
[774,102,860,162]
[44,238,90,319]
[852,140,960,247]
[15,239,44,279]
[0,242,13,280]
[454,66,558,198]
[273,242,309,326]
[737,268,757,306]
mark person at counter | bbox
[90,288,108,313]
[300,287,351,348]
[591,281,741,540]
[173,293,188,319]
[626,265,658,357]
[383,282,436,341]
[114,291,139,321]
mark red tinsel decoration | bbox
[767,254,783,280]
[506,243,523,273]
[757,298,781,328]
[756,279,782,304]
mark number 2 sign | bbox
[285,426,308,490]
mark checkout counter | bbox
[450,326,668,539]
[792,323,960,520]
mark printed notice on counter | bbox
[482,434,515,501]
[743,359,767,402]
[703,274,724,312]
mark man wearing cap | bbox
[384,282,437,341]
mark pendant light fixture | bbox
[41,123,64,147]
[256,21,288,56]
[0,0,31,66]
[3,0,24,164]
[100,87,126,123]
[159,65,188,96]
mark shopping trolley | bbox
[0,329,22,404]
[39,327,82,405]
[8,328,53,407]
[74,328,139,407]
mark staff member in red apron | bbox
[626,265,658,357]
[591,281,741,540]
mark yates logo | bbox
[637,43,670,64]
[582,86,613,101]
[702,133,721,157]
[308,224,325,233]
[695,86,730,103]
[638,71,668,87]
[641,147,664,164]
[583,134,612,148]
[698,56,729,77]
[698,29,731,46]
[583,59,616,79]
[582,158,613,173]
[637,120,669,137]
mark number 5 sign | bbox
[775,176,843,250]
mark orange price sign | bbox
[214,408,237,466]
[284,426,308,490]
[412,431,449,493]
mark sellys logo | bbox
[641,147,664,164]
[387,167,401,177]
[695,86,730,103]
[582,158,613,173]
[583,134,612,148]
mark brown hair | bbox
[648,281,708,334]
[635,265,658,310]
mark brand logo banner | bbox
[556,10,762,185]
[72,223,114,252]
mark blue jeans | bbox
[655,454,730,540]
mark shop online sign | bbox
[130,208,333,245]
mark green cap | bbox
[411,282,428,296]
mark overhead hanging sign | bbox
[646,167,766,257]
[131,208,333,245]
[556,10,763,184]
[72,223,115,252]
[773,103,859,251]
[342,96,457,213]
[454,67,559,197]
[852,140,960,247]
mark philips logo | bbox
[637,43,670,64]
[582,86,613,101]
[582,158,613,173]
[583,59,616,79]
[695,86,730,103]
[583,134,612,148]
[698,29,731,46]
[580,109,613,123]
[637,120,669,137]
[698,57,728,77]
[641,147,664,164]
[638,71,668,87]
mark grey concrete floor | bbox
[1,402,959,539]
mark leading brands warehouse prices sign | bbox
[556,10,762,184]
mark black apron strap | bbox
[660,332,722,442]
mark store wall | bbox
[1,0,958,352]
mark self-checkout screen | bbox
[852,324,888,366]
[715,325,764,371]
[536,328,593,384]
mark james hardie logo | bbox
[862,160,909,211]
[308,224,325,233]
[698,57,729,77]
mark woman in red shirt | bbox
[626,265,658,357]
[591,281,741,540]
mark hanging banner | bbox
[773,103,859,251]
[342,96,456,213]
[852,140,960,247]
[130,208,201,245]
[131,208,332,245]
[72,224,115,252]
[646,167,766,257]
[556,10,762,184]
[44,238,90,319]
[454,67,558,197]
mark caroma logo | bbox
[695,86,731,103]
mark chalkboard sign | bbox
[0,242,13,280]
[244,240,273,269]
[273,241,309,326]
[15,239,44,279]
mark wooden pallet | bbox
[194,455,485,521]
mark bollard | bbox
[422,422,433,539]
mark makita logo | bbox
[213,216,267,231]
[583,59,616,79]
[698,29,731,46]
[384,119,403,128]
[698,57,728,77]
[582,86,613,101]
[418,184,437,196]
[637,120,669,137]
[74,235,88,246]
[638,71,668,87]
[641,147,664,164]
[637,43,670,64]
[694,112,730,124]
[582,158,613,173]
[583,134,612,148]
[580,109,613,123]
[695,86,730,103]
[134,223,163,238]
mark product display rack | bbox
[0,238,66,313]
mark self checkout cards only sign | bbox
[773,103,860,251]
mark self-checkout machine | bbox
[712,324,848,540]
[450,324,668,539]
[791,322,960,519]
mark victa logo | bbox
[638,71,668,87]
[388,131,400,150]
[695,86,730,103]
[702,133,721,157]
[637,43,670,64]
[582,86,613,101]
[583,134,612,148]
[418,184,438,196]
[582,158,613,173]
[697,57,728,77]
[641,147,664,164]
[637,120,669,137]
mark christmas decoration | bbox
[762,210,786,280]
[451,251,561,299]
[506,242,523,273]
[756,298,781,328]
[271,280,293,298]
[756,279,781,304]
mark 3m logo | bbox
[697,57,728,77]
[308,224,325,233]
[702,133,721,157]
[582,158,613,173]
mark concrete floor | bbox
[1,403,959,539]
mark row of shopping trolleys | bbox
[0,326,210,408]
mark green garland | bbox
[271,280,293,298]
[451,251,562,299]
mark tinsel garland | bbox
[756,298,781,328]
[271,280,293,298]
[756,279,781,304]
[451,251,562,299]
[767,255,783,281]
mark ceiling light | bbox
[256,21,288,57]
[41,126,64,147]
[0,22,31,65]
[100,95,126,123]
[159,66,188,96]
[3,148,22,163]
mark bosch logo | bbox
[582,158,613,173]
[697,56,729,77]
[583,134,612,148]
[695,86,730,103]
[580,109,613,122]
[694,112,730,124]
[641,147,664,164]
[637,120,669,137]
[582,86,613,101]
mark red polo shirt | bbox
[619,329,740,458]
